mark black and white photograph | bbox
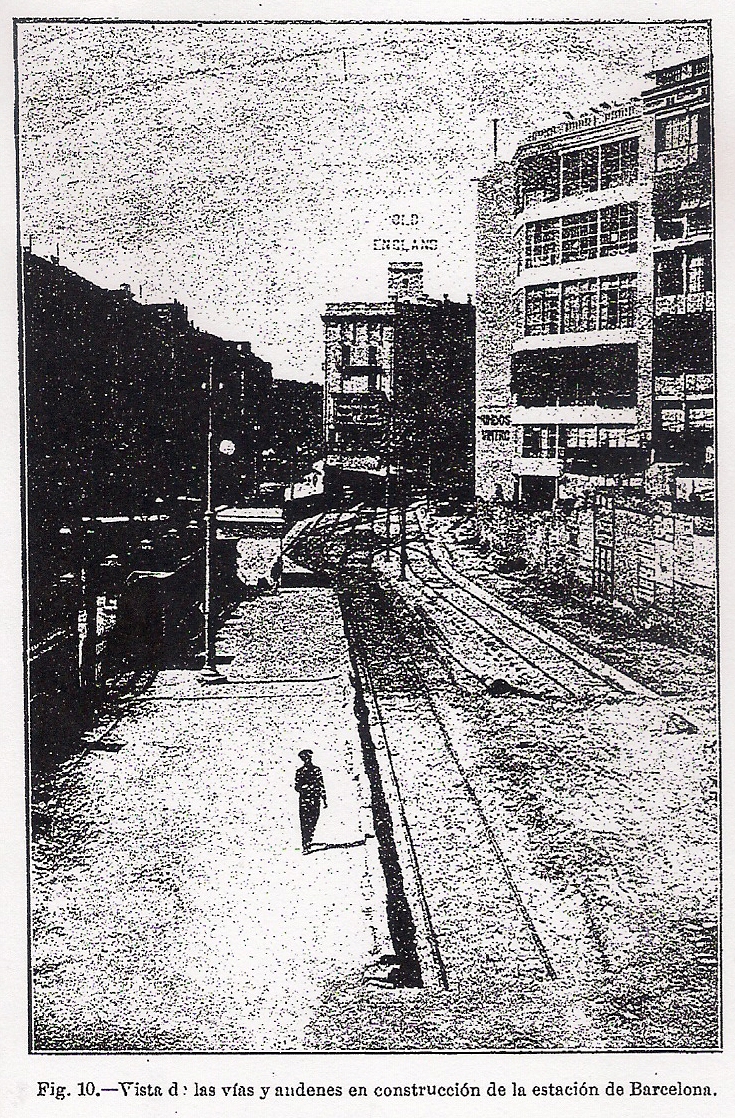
[9,10,723,1074]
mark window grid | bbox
[566,427,598,448]
[561,211,598,262]
[599,274,637,329]
[600,138,639,189]
[598,427,640,448]
[561,147,599,197]
[524,274,637,336]
[655,249,712,299]
[687,254,706,294]
[525,220,559,268]
[522,425,557,458]
[525,286,559,336]
[523,206,637,273]
[562,278,598,333]
[662,115,693,151]
[600,203,638,257]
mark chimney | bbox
[388,260,424,300]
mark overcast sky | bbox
[18,20,709,381]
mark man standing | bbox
[295,749,327,853]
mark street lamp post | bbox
[252,422,261,498]
[399,428,407,581]
[198,358,225,684]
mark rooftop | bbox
[644,55,710,89]
[521,100,640,147]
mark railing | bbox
[655,291,713,315]
[653,58,709,88]
[656,145,699,173]
[514,394,636,410]
[526,102,640,143]
[654,373,714,399]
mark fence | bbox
[477,493,716,653]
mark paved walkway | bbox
[32,584,385,1051]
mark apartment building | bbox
[476,55,713,509]
[643,56,713,500]
[322,261,475,502]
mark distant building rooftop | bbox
[519,100,640,150]
[644,55,710,89]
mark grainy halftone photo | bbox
[18,20,718,1055]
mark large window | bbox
[565,427,598,448]
[561,210,598,262]
[656,254,683,296]
[656,114,700,171]
[522,426,557,458]
[598,427,640,448]
[659,115,694,152]
[600,138,639,189]
[525,219,559,268]
[523,275,637,335]
[525,285,559,335]
[561,148,599,196]
[686,206,712,236]
[600,203,638,257]
[517,152,560,212]
[655,249,711,298]
[562,278,598,332]
[687,252,708,294]
[600,273,637,329]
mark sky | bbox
[17,20,710,382]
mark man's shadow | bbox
[305,839,367,854]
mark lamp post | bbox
[399,428,407,581]
[252,422,261,498]
[198,358,224,684]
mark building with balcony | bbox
[322,261,475,501]
[476,54,713,509]
[644,56,713,482]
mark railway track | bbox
[285,505,636,990]
[396,508,654,702]
[295,508,565,989]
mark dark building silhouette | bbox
[643,57,713,482]
[261,379,323,485]
[21,250,273,650]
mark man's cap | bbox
[298,749,313,760]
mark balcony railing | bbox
[526,102,639,143]
[655,291,713,315]
[653,58,710,88]
[331,391,388,428]
[654,373,714,399]
[656,145,699,173]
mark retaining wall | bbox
[477,495,716,653]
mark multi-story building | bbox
[322,261,475,502]
[643,56,713,498]
[20,251,274,647]
[476,54,713,509]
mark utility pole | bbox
[385,399,392,556]
[79,524,98,707]
[399,395,407,581]
[199,357,224,683]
